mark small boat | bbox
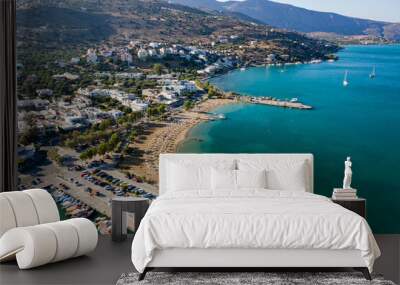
[369,66,376,79]
[240,67,246,71]
[210,113,226,120]
[343,70,349,87]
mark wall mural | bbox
[16,1,400,234]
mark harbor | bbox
[242,96,313,110]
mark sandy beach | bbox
[125,98,235,187]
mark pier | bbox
[240,96,313,110]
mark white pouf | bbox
[0,189,98,269]
[0,218,98,269]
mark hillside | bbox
[16,0,338,62]
[170,0,400,41]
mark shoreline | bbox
[204,55,340,82]
[123,55,341,186]
[126,98,236,185]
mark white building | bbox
[120,51,133,64]
[137,48,148,60]
[101,50,114,58]
[128,40,141,49]
[149,42,160,48]
[198,54,208,62]
[52,72,80,81]
[82,88,147,112]
[36,89,53,97]
[161,80,197,96]
[70,57,80,64]
[267,54,276,62]
[148,49,158,57]
[203,65,218,74]
[159,47,168,57]
[88,89,112,98]
[142,89,159,99]
[108,110,124,119]
[18,99,49,110]
[129,100,148,112]
[168,47,177,54]
[115,72,144,79]
[86,48,98,64]
[160,90,177,100]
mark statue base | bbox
[334,188,357,192]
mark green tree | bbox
[157,104,166,114]
[79,152,89,160]
[109,133,120,150]
[195,79,204,89]
[153,63,163,75]
[183,100,194,110]
[98,142,108,156]
[207,86,218,98]
[64,139,76,148]
[85,147,97,159]
[99,119,113,131]
[19,127,39,146]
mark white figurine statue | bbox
[343,156,353,189]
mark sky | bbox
[219,0,400,23]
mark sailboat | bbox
[369,66,376,79]
[343,70,349,87]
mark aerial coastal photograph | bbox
[2,0,400,284]
[15,0,400,235]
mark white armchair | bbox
[0,189,98,269]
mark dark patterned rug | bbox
[116,272,395,285]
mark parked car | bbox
[74,165,84,171]
[127,185,136,190]
[143,193,155,199]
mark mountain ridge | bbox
[169,0,400,40]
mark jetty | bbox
[240,96,313,110]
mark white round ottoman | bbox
[0,218,98,269]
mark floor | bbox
[0,236,134,285]
[1,235,399,285]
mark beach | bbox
[125,98,235,187]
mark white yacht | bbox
[369,66,376,79]
[343,70,349,87]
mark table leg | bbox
[133,203,149,234]
[112,201,125,242]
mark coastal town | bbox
[16,0,339,233]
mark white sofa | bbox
[0,189,98,269]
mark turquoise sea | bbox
[178,45,400,233]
